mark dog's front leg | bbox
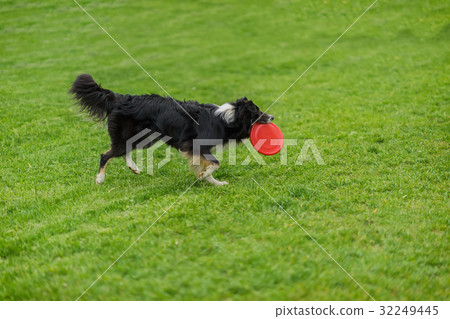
[183,150,229,186]
[205,174,228,186]
[197,152,228,186]
[199,164,228,186]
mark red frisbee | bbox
[250,123,284,155]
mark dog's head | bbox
[214,97,274,139]
[234,97,274,124]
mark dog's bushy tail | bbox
[69,74,118,122]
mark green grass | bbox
[0,0,448,300]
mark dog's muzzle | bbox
[257,114,274,124]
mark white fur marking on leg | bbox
[96,173,105,184]
[205,175,228,186]
[124,153,140,174]
[199,165,219,180]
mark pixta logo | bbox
[126,129,325,175]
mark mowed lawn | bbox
[0,0,448,300]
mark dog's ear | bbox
[236,97,248,105]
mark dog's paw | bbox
[215,180,228,186]
[96,173,105,184]
[130,167,140,175]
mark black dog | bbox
[70,74,273,185]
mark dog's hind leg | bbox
[124,152,140,174]
[96,148,124,184]
[96,149,113,184]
